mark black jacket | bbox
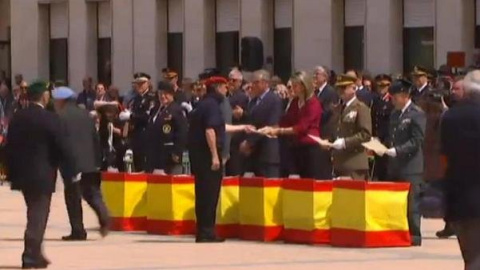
[6,104,77,193]
[441,98,480,221]
[316,84,339,140]
[145,102,188,172]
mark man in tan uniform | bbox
[330,74,372,180]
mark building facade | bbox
[0,0,477,93]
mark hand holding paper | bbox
[308,135,332,149]
[362,138,389,156]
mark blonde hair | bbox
[290,71,314,100]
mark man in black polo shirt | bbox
[188,76,226,243]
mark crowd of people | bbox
[2,63,480,269]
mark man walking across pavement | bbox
[52,86,110,241]
[384,79,426,246]
[6,81,78,269]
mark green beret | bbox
[28,81,49,96]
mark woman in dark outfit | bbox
[145,82,188,174]
[188,77,226,243]
[260,71,328,179]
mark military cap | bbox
[389,79,412,95]
[334,74,357,87]
[28,80,49,96]
[157,81,175,95]
[205,76,228,88]
[411,65,429,77]
[164,71,178,80]
[133,72,151,83]
[375,74,392,87]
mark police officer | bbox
[384,79,426,246]
[145,81,188,174]
[121,73,157,172]
[188,77,226,243]
[331,74,372,180]
[371,74,394,180]
[410,66,432,105]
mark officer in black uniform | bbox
[371,74,394,180]
[188,77,226,243]
[125,73,157,172]
[410,66,432,106]
[145,81,188,174]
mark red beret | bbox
[205,76,227,88]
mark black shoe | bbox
[62,233,87,241]
[99,225,110,238]
[22,261,48,269]
[411,240,422,247]
[195,236,225,243]
[436,228,455,239]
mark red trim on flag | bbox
[240,178,283,188]
[282,179,333,192]
[239,225,283,241]
[147,175,195,184]
[333,180,410,191]
[110,217,146,231]
[330,228,411,247]
[222,177,240,186]
[216,224,240,239]
[101,172,147,182]
[146,219,196,235]
[283,228,330,244]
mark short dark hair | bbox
[28,91,45,102]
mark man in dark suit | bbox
[239,70,283,178]
[6,81,78,269]
[441,71,480,269]
[346,70,374,108]
[52,87,110,241]
[385,79,426,246]
[313,66,340,140]
[227,69,249,176]
[371,74,394,180]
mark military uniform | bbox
[145,100,188,174]
[410,66,432,106]
[332,75,372,180]
[371,74,394,180]
[129,73,157,172]
[386,79,427,246]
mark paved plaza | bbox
[0,185,463,270]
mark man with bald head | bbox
[239,70,283,177]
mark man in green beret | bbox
[6,80,78,269]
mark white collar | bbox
[346,96,356,108]
[34,102,45,109]
[401,99,412,114]
[318,82,327,94]
[418,83,428,93]
[357,85,364,91]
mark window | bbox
[344,0,365,71]
[97,1,112,86]
[403,0,434,72]
[49,2,68,83]
[475,0,480,48]
[273,0,292,82]
[216,0,240,76]
[167,0,183,79]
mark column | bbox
[69,0,97,92]
[133,0,158,84]
[112,0,134,93]
[435,0,475,68]
[183,0,215,78]
[10,0,46,82]
[240,0,274,69]
[365,0,403,74]
[156,0,168,80]
[293,0,343,72]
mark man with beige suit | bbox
[330,74,372,180]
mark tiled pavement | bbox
[0,185,463,270]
